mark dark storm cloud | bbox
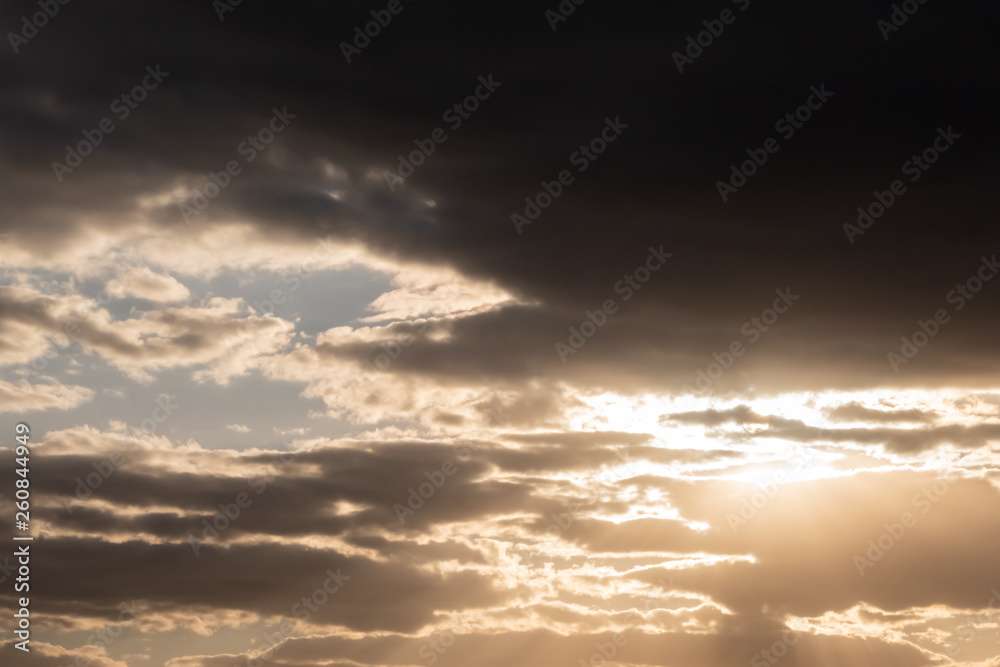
[14,537,505,633]
[1,1,998,393]
[25,430,666,542]
[30,439,531,535]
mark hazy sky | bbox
[1,1,999,666]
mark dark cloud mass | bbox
[1,1,998,666]
[0,0,998,392]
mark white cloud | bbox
[0,378,94,412]
[106,265,190,303]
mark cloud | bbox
[106,265,190,303]
[0,378,94,412]
[0,389,991,667]
[0,286,294,383]
[824,401,937,423]
[1,3,995,666]
[0,0,995,395]
[0,641,128,667]
[159,628,933,667]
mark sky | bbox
[1,1,999,666]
